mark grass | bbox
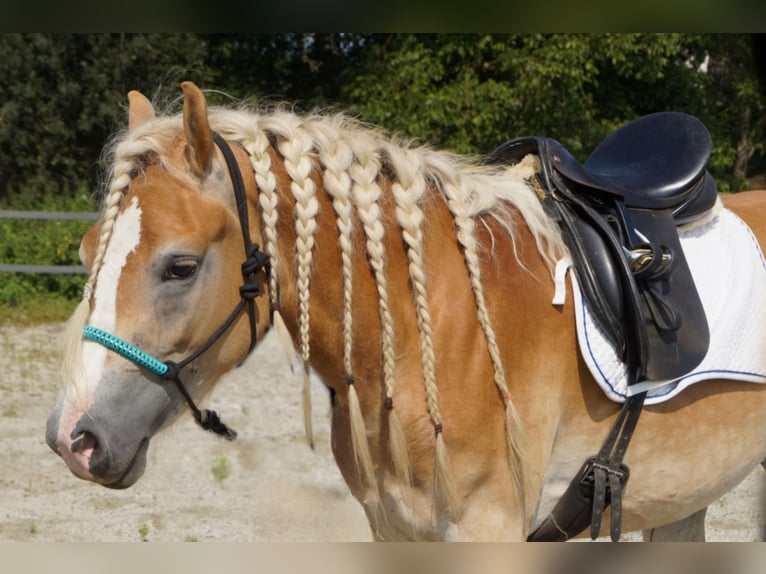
[138,522,149,542]
[211,454,231,484]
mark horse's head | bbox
[46,83,272,488]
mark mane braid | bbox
[209,114,299,372]
[386,142,460,518]
[247,123,281,311]
[346,133,413,489]
[428,155,527,514]
[238,120,299,372]
[308,122,380,505]
[271,118,319,448]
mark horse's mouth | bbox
[101,437,150,490]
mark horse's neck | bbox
[262,168,451,397]
[255,144,561,406]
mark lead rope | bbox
[83,132,270,441]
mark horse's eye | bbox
[163,258,199,281]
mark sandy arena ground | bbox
[0,322,763,542]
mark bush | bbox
[0,189,96,322]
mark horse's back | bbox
[722,190,766,250]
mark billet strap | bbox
[526,392,647,542]
[588,390,646,541]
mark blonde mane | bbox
[64,102,567,524]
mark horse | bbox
[45,81,766,541]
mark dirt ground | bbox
[1,322,763,542]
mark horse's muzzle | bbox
[46,399,151,488]
[45,372,176,488]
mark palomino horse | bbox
[46,82,766,541]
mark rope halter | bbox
[82,132,270,441]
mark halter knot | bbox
[161,360,180,381]
[239,282,262,300]
[195,409,238,441]
[241,243,270,277]
[239,244,269,301]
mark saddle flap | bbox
[628,208,710,381]
[552,187,711,382]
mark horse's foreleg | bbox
[641,507,707,541]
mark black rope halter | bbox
[83,132,269,440]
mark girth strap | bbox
[526,391,647,542]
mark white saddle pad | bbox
[558,204,766,404]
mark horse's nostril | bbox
[70,431,97,454]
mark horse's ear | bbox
[127,91,155,131]
[181,81,214,179]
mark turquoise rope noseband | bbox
[83,326,169,377]
[81,133,271,441]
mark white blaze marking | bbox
[81,197,143,396]
[58,197,142,474]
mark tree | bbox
[0,33,209,204]
[339,34,764,190]
[204,33,371,108]
[340,35,688,155]
[1,33,763,204]
[700,34,765,187]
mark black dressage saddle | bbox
[487,112,719,541]
[488,111,716,385]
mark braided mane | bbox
[66,102,567,523]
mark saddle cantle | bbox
[550,111,718,220]
[487,111,714,384]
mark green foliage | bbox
[1,33,762,204]
[0,33,210,205]
[342,34,680,155]
[211,454,231,484]
[340,33,765,189]
[0,190,95,312]
[1,33,764,324]
[203,33,369,108]
[137,522,149,542]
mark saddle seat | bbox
[491,111,718,224]
[551,111,718,221]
